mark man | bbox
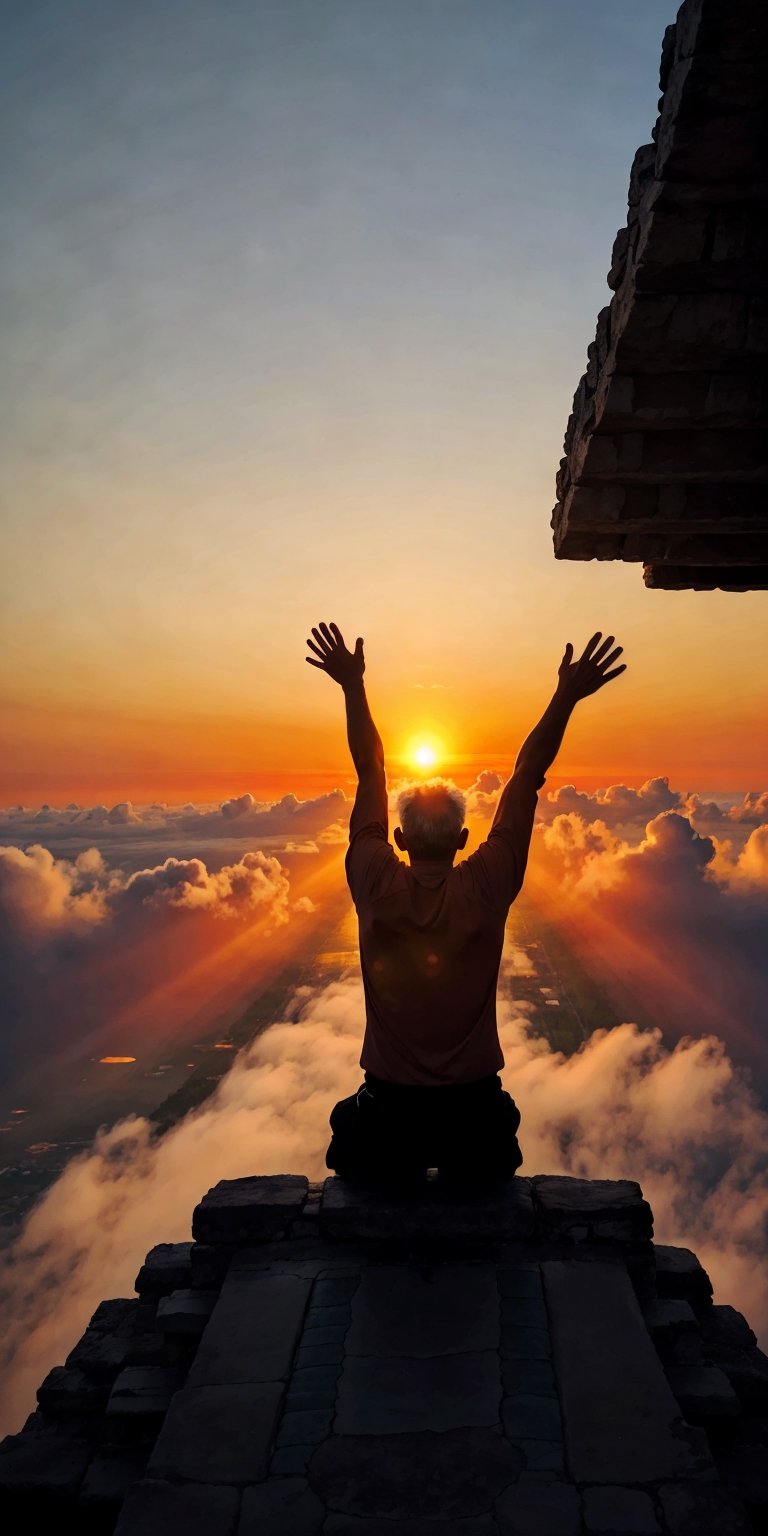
[306,621,625,1190]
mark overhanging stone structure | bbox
[552,0,768,590]
[2,1172,767,1533]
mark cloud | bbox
[465,770,504,817]
[179,789,349,840]
[1,974,767,1437]
[529,808,768,1088]
[539,775,683,827]
[0,843,296,1085]
[317,822,348,846]
[0,788,351,848]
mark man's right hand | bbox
[305,622,365,688]
[557,633,626,700]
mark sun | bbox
[413,743,437,769]
[406,736,444,773]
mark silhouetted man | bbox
[306,621,625,1190]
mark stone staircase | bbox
[1,1174,767,1533]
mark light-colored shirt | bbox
[345,769,543,1086]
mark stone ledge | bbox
[319,1173,536,1243]
[319,1173,654,1248]
[192,1174,308,1245]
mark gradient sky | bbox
[2,0,766,800]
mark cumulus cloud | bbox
[465,770,505,817]
[0,788,351,849]
[530,807,768,1088]
[0,843,297,1084]
[1,975,767,1436]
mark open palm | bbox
[558,632,626,699]
[305,622,365,687]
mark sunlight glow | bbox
[99,1056,136,1064]
[406,736,445,774]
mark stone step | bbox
[155,1289,218,1337]
[134,1243,193,1299]
[106,1366,187,1423]
[542,1259,714,1485]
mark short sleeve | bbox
[345,825,401,910]
[460,768,543,909]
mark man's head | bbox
[394,779,469,863]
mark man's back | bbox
[346,784,540,1086]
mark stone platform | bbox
[2,1174,767,1534]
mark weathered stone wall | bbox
[1,1173,767,1533]
[552,0,768,590]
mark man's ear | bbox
[458,827,469,849]
[393,827,406,850]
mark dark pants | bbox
[326,1072,523,1190]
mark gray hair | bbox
[396,778,467,856]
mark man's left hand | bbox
[306,622,365,688]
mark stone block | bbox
[295,1343,346,1369]
[531,1176,652,1243]
[710,1345,768,1412]
[304,1304,350,1328]
[311,1275,360,1306]
[653,1245,713,1308]
[666,1364,741,1422]
[501,1295,548,1329]
[187,1272,311,1386]
[658,1480,752,1536]
[65,1298,139,1381]
[519,1439,565,1473]
[0,1426,92,1498]
[285,1390,337,1412]
[325,1518,497,1535]
[643,1298,701,1360]
[135,1243,193,1298]
[291,1364,343,1394]
[270,1443,315,1474]
[345,1264,499,1358]
[502,1357,557,1398]
[543,1260,713,1485]
[114,1477,240,1536]
[502,1393,562,1442]
[701,1305,757,1352]
[106,1366,186,1421]
[582,1484,661,1534]
[80,1448,150,1510]
[495,1480,581,1536]
[276,1407,333,1446]
[192,1175,308,1244]
[301,1324,349,1348]
[239,1477,325,1535]
[320,1174,535,1242]
[37,1365,110,1415]
[335,1351,501,1435]
[190,1242,233,1289]
[715,1443,768,1519]
[501,1327,552,1361]
[156,1288,217,1336]
[498,1267,543,1300]
[309,1428,524,1519]
[149,1382,284,1484]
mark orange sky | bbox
[2,1,766,806]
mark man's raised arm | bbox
[492,631,626,830]
[305,621,387,834]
